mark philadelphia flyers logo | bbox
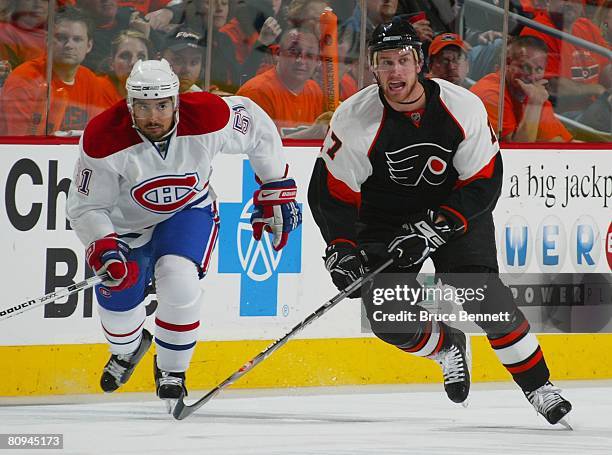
[385,143,451,187]
[131,173,203,214]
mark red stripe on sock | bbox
[101,320,144,337]
[402,321,432,353]
[506,348,543,374]
[430,323,445,355]
[489,320,529,348]
[155,318,200,332]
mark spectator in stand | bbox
[460,0,529,44]
[236,28,326,137]
[233,0,283,82]
[161,28,204,93]
[0,7,117,135]
[398,0,456,35]
[147,0,279,89]
[0,0,48,71]
[427,32,471,88]
[471,36,573,142]
[99,29,151,101]
[342,0,397,60]
[117,0,169,16]
[286,0,328,35]
[77,0,162,73]
[219,0,280,67]
[429,0,525,82]
[146,0,240,92]
[285,0,357,100]
[342,2,434,66]
[520,0,611,114]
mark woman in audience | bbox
[99,29,152,101]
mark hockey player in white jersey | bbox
[66,59,301,403]
[308,17,572,426]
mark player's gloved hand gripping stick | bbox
[324,242,367,298]
[1,235,138,322]
[172,256,395,420]
[250,178,302,251]
[387,210,455,267]
[86,235,139,290]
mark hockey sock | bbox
[488,313,550,391]
[397,318,447,357]
[154,255,203,372]
[98,304,146,355]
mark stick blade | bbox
[172,389,218,420]
[172,396,190,420]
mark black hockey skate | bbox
[154,355,187,414]
[100,329,152,393]
[524,381,572,428]
[429,326,471,404]
[154,355,187,397]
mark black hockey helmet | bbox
[368,15,424,68]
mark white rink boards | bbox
[1,145,610,346]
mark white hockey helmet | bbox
[126,59,180,110]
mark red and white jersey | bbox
[67,92,287,248]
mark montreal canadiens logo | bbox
[131,173,202,214]
[385,142,451,186]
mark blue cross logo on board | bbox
[218,161,302,316]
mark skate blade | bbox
[460,398,470,409]
[557,417,573,431]
[163,399,177,414]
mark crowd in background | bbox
[0,0,609,141]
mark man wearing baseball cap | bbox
[161,29,205,93]
[427,33,470,88]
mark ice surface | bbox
[1,381,610,455]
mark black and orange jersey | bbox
[308,78,502,245]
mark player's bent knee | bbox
[461,274,526,335]
[155,255,201,308]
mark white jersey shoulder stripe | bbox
[321,84,383,192]
[435,78,499,181]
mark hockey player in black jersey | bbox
[308,16,572,426]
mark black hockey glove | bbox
[324,242,367,298]
[387,210,454,268]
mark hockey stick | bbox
[172,257,395,420]
[0,273,108,322]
